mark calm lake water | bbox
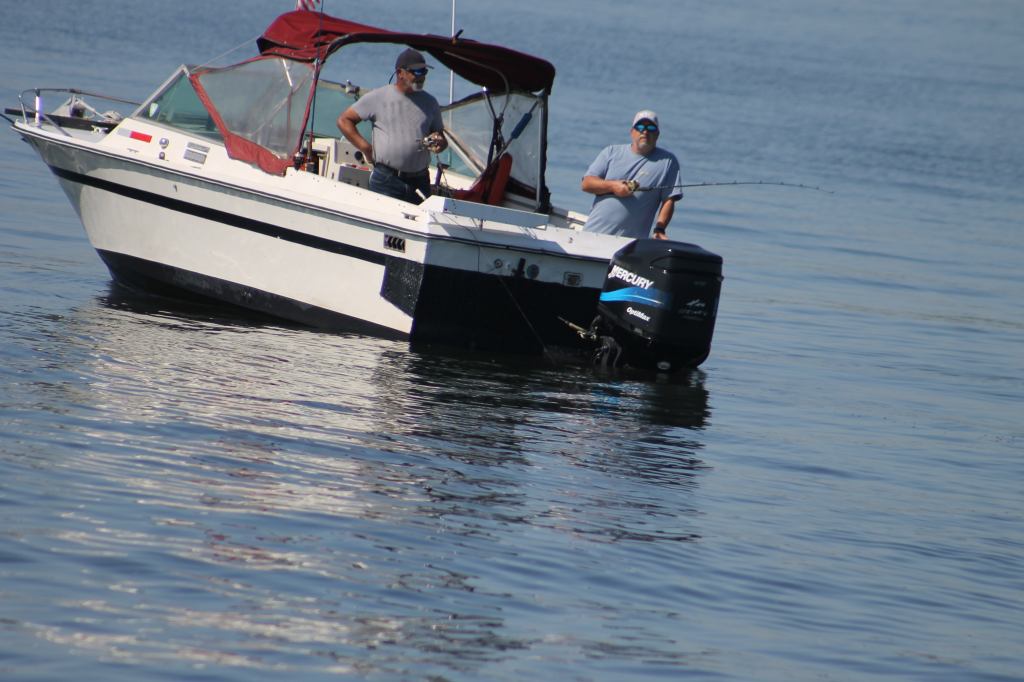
[2,1,1023,680]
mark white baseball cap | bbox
[632,110,659,127]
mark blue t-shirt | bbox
[583,144,682,239]
[353,85,443,173]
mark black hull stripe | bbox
[50,165,387,265]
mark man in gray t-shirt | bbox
[338,48,448,204]
[581,110,682,240]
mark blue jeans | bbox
[370,166,431,204]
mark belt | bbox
[374,163,428,180]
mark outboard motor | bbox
[593,239,723,370]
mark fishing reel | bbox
[418,132,445,153]
[623,179,640,193]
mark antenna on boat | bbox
[299,0,328,171]
[449,0,456,106]
[442,0,458,169]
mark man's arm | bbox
[426,104,448,154]
[581,175,635,198]
[652,198,677,240]
[338,107,374,164]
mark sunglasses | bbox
[406,67,429,77]
[633,123,659,133]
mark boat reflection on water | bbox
[11,284,715,671]
[366,352,710,544]
[84,282,714,506]
[370,349,710,468]
[78,282,715,507]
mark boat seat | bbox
[451,153,513,206]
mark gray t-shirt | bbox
[583,144,682,239]
[352,85,443,173]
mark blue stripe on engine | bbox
[599,287,669,308]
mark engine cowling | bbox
[595,239,723,370]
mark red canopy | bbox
[257,10,556,94]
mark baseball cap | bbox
[632,110,659,127]
[395,48,431,72]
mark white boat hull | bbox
[19,122,615,354]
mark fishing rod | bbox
[632,180,833,194]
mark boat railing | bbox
[6,88,140,136]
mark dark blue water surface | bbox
[2,1,1023,680]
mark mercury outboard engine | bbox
[592,239,723,370]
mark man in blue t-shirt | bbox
[581,110,682,240]
[338,48,448,204]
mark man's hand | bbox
[611,179,638,197]
[358,143,374,165]
[581,176,638,197]
[338,107,374,164]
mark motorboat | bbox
[5,9,723,370]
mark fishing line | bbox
[638,179,831,192]
[196,34,261,69]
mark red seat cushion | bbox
[451,153,513,205]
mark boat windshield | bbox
[305,79,373,144]
[193,57,313,164]
[440,91,544,192]
[138,67,222,142]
